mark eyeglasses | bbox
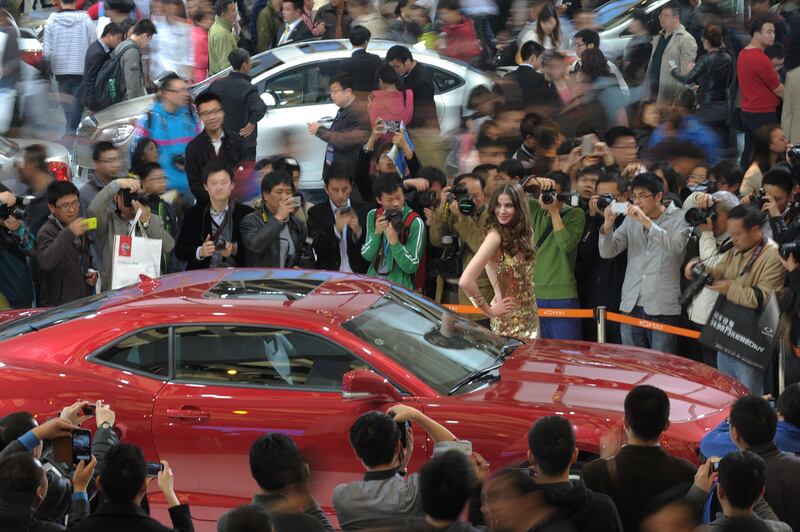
[329,88,345,95]
[55,200,80,210]
[144,175,167,182]
[162,87,189,94]
[199,108,224,118]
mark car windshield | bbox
[595,0,654,29]
[0,291,126,341]
[342,288,505,394]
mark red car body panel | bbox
[0,269,748,531]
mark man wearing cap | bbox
[208,48,268,161]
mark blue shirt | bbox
[699,419,800,458]
[649,116,722,163]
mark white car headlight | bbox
[98,123,135,145]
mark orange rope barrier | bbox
[443,305,594,318]
[606,312,701,339]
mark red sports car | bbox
[0,269,747,530]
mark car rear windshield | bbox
[342,288,504,394]
[0,291,123,341]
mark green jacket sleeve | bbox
[553,207,585,254]
[453,210,488,253]
[360,210,381,262]
[390,217,426,274]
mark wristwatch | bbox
[99,422,111,430]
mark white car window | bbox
[263,60,343,108]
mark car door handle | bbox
[319,116,334,123]
[166,408,209,421]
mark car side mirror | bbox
[342,369,402,402]
[261,92,277,107]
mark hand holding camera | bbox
[72,455,97,494]
[157,460,181,508]
[131,200,151,224]
[60,400,94,426]
[95,400,116,429]
[384,217,399,245]
[68,218,90,237]
[761,193,782,218]
[0,190,15,208]
[32,417,80,441]
[200,234,217,258]
[779,241,799,271]
[117,177,141,193]
[275,196,297,221]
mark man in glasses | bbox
[36,181,96,306]
[598,172,689,354]
[185,91,244,205]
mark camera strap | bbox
[739,238,767,278]
[210,204,231,243]
[536,222,554,249]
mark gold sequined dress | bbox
[489,251,539,340]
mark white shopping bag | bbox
[111,210,163,289]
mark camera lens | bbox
[597,195,612,210]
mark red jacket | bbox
[367,89,414,128]
[191,25,209,84]
[439,20,481,62]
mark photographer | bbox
[89,176,175,290]
[685,205,786,393]
[681,191,740,367]
[241,170,308,268]
[354,118,422,204]
[753,168,799,243]
[0,189,35,309]
[36,182,96,306]
[176,163,252,270]
[599,172,690,354]
[577,173,629,343]
[333,405,457,530]
[361,175,426,291]
[137,163,181,273]
[528,172,586,340]
[428,172,493,306]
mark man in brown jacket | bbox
[645,2,698,103]
[36,181,97,307]
[686,204,786,394]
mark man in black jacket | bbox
[340,25,381,94]
[528,416,622,532]
[175,162,252,270]
[308,73,370,175]
[582,385,696,532]
[79,23,125,112]
[185,92,245,205]
[240,170,306,267]
[505,40,558,111]
[209,48,268,161]
[274,0,313,47]
[307,163,369,273]
[386,45,437,129]
[69,444,193,532]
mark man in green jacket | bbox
[208,0,239,74]
[361,175,426,291]
[256,0,282,52]
[527,172,586,340]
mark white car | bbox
[0,136,73,194]
[74,39,493,192]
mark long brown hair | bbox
[487,182,535,261]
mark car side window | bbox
[174,325,368,389]
[429,67,464,94]
[95,328,170,377]
[263,60,343,107]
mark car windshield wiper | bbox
[496,337,523,361]
[448,362,502,396]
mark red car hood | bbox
[0,308,43,325]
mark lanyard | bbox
[739,238,767,277]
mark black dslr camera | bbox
[752,188,767,209]
[596,194,614,211]
[382,209,405,232]
[406,190,439,211]
[685,203,717,228]
[121,188,149,208]
[680,263,713,306]
[788,146,800,169]
[448,183,476,215]
[779,241,800,260]
[0,195,32,220]
[540,190,579,206]
[290,237,317,269]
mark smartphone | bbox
[709,456,721,472]
[668,59,678,69]
[81,403,96,416]
[611,201,628,214]
[581,134,595,157]
[338,205,353,215]
[434,439,474,456]
[290,195,302,208]
[83,217,98,230]
[72,429,91,464]
[384,120,401,133]
[145,461,164,477]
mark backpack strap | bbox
[401,209,420,244]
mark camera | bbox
[596,194,614,211]
[382,209,405,231]
[685,204,717,227]
[431,235,463,279]
[407,190,439,211]
[448,183,476,215]
[679,263,713,307]
[172,154,186,169]
[121,188,149,207]
[214,239,228,251]
[388,411,411,449]
[752,188,767,209]
[0,195,32,220]
[541,190,579,207]
[688,180,716,194]
[788,146,800,168]
[779,241,799,260]
[290,237,317,269]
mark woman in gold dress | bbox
[459,181,539,339]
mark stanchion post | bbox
[596,306,607,343]
[779,339,786,395]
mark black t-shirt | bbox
[649,34,673,95]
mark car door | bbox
[150,323,422,523]
[257,60,343,190]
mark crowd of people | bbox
[4,0,800,528]
[1,385,800,531]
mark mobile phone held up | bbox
[145,461,165,477]
[73,429,91,464]
[581,134,595,157]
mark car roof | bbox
[95,269,391,325]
